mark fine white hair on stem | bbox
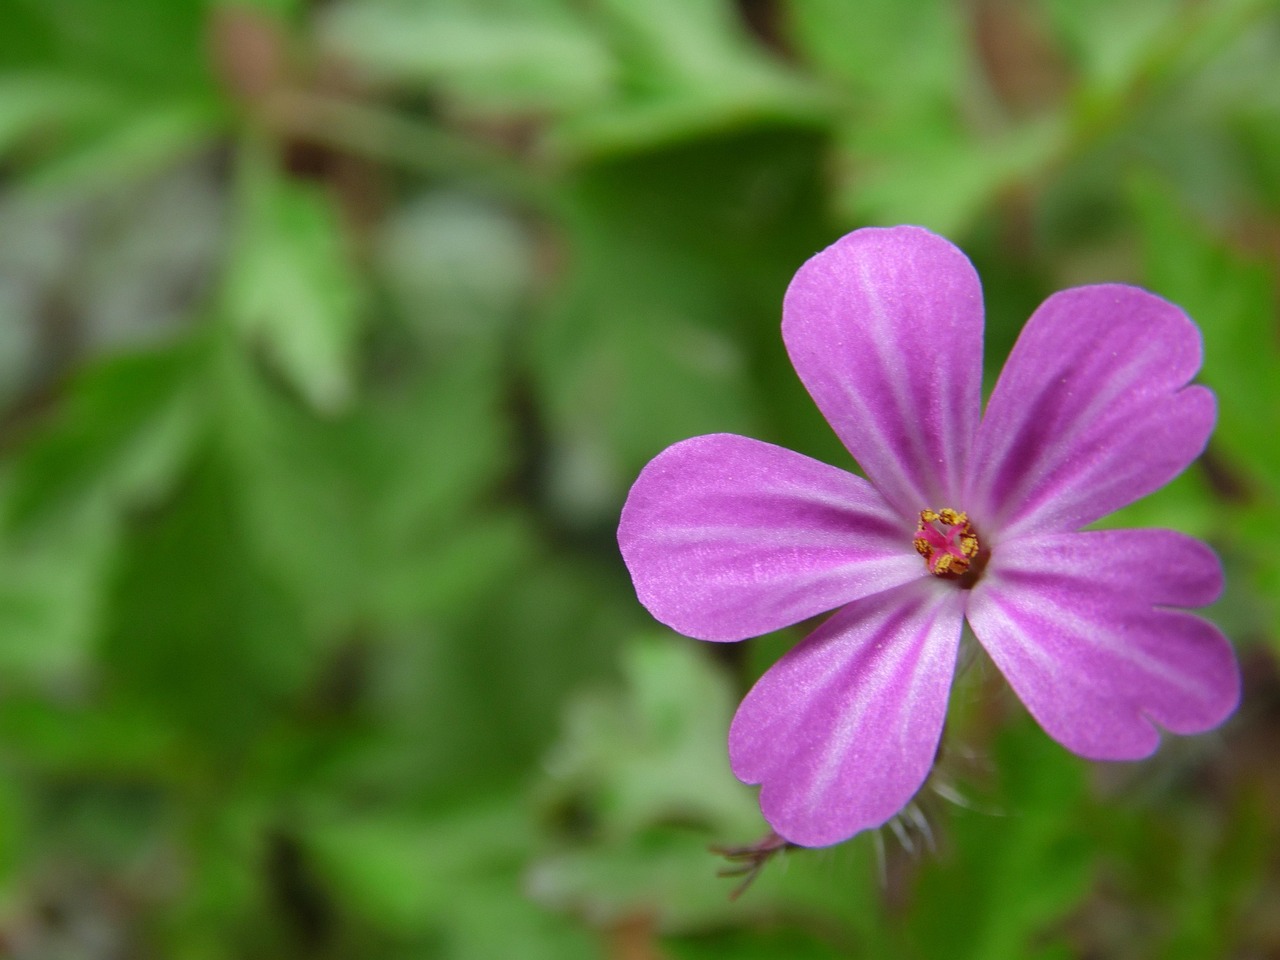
[931,778,1005,816]
[888,814,914,855]
[905,802,936,853]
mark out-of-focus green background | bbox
[0,0,1278,956]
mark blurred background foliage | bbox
[0,0,1278,956]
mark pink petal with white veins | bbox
[783,226,984,518]
[967,529,1239,760]
[618,434,921,642]
[729,579,965,846]
[969,285,1215,540]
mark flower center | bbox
[913,508,981,578]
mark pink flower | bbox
[617,226,1239,847]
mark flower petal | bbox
[967,529,1239,760]
[729,579,965,846]
[618,434,921,642]
[968,285,1215,539]
[782,226,984,517]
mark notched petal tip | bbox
[971,284,1216,537]
[969,529,1240,762]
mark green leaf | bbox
[1130,175,1280,648]
[215,343,517,634]
[3,342,202,533]
[0,694,180,776]
[317,0,614,116]
[28,0,213,95]
[786,0,969,101]
[666,927,849,960]
[0,72,116,159]
[307,798,595,959]
[224,143,365,413]
[1040,0,1175,95]
[100,446,314,751]
[790,0,1065,235]
[541,635,761,840]
[0,507,114,683]
[1131,176,1279,482]
[837,115,1066,236]
[0,0,57,68]
[552,0,827,157]
[530,635,768,930]
[18,101,218,198]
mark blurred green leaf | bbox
[19,102,218,198]
[1131,174,1280,647]
[553,0,827,156]
[1158,794,1269,960]
[530,635,765,929]
[1132,175,1280,481]
[666,927,849,960]
[790,0,1067,234]
[838,116,1066,236]
[0,694,180,776]
[0,72,116,160]
[101,446,314,750]
[0,507,114,683]
[541,635,760,841]
[318,0,614,115]
[216,342,518,633]
[3,342,203,533]
[0,0,57,68]
[444,552,641,783]
[786,0,969,101]
[30,0,214,94]
[1041,0,1174,95]
[224,145,365,413]
[308,797,595,959]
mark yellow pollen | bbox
[914,506,983,579]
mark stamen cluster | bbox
[913,509,980,577]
